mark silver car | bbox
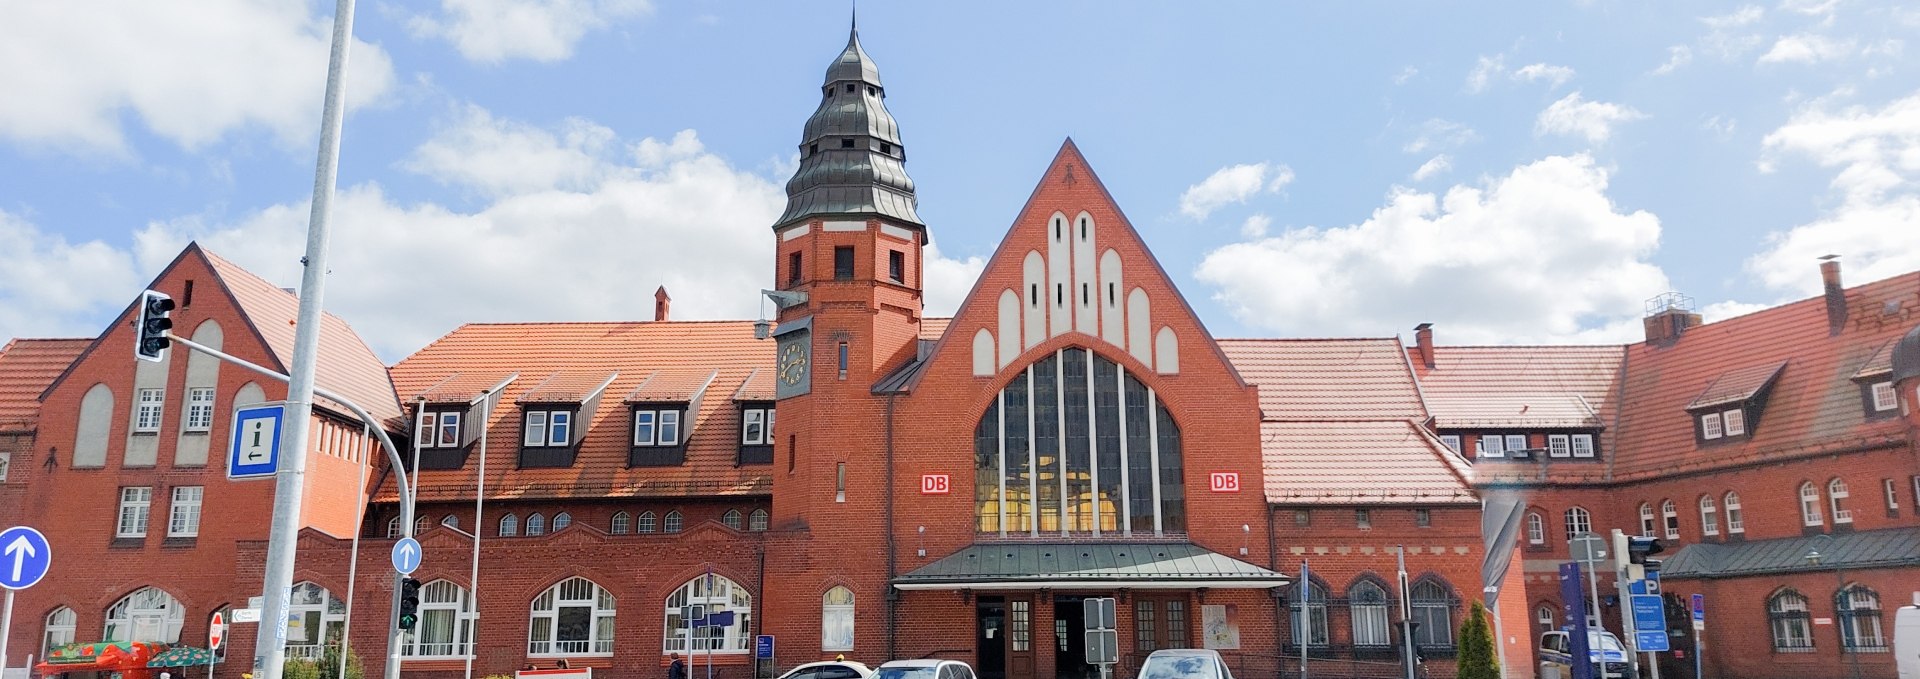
[872,659,977,679]
[1135,649,1234,679]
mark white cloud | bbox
[1758,34,1856,64]
[1512,63,1576,88]
[1747,90,1920,295]
[0,0,395,152]
[1702,5,1765,29]
[1535,92,1647,144]
[1403,119,1479,154]
[1178,162,1292,220]
[403,104,617,196]
[1699,6,1767,59]
[1652,46,1693,75]
[410,0,652,63]
[1240,214,1272,239]
[1392,66,1419,85]
[1412,155,1453,181]
[923,244,988,319]
[1701,115,1739,139]
[0,210,144,342]
[1196,154,1668,344]
[1465,55,1506,93]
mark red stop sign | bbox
[209,612,226,650]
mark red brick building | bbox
[2,24,1917,679]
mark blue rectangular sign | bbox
[1631,595,1669,652]
[755,634,774,659]
[1558,562,1593,679]
[1691,593,1705,622]
[228,403,286,480]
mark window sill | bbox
[110,537,146,548]
[162,536,198,548]
[527,653,614,659]
[180,430,210,436]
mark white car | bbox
[776,660,874,679]
[1135,649,1233,679]
[872,659,976,679]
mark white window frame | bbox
[1800,482,1823,526]
[135,388,164,433]
[741,408,767,445]
[528,577,615,657]
[118,486,152,538]
[1638,503,1655,536]
[659,410,680,445]
[1725,492,1745,534]
[1870,381,1897,412]
[1700,496,1719,536]
[184,388,215,432]
[44,607,76,655]
[1571,434,1595,458]
[523,411,547,447]
[1349,582,1390,647]
[285,582,345,660]
[499,513,519,537]
[526,513,546,536]
[1830,478,1852,523]
[664,574,753,654]
[1563,507,1591,541]
[1526,513,1544,545]
[611,512,631,535]
[436,411,461,448]
[1701,412,1723,440]
[633,410,656,445]
[722,509,742,530]
[1535,605,1554,629]
[822,586,855,652]
[1478,435,1503,458]
[168,486,202,538]
[638,511,657,533]
[1439,435,1460,454]
[664,510,684,533]
[633,409,683,446]
[749,509,769,531]
[441,514,459,530]
[552,512,572,531]
[387,516,403,538]
[1769,590,1814,653]
[1722,408,1746,436]
[402,580,475,659]
[1885,479,1900,512]
[1547,435,1570,458]
[1504,434,1528,456]
[1661,499,1680,540]
[1,450,10,483]
[104,587,184,644]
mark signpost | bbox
[228,403,287,480]
[1630,595,1669,652]
[755,635,773,659]
[391,538,422,575]
[1569,533,1607,628]
[1690,594,1705,679]
[1558,562,1594,679]
[209,611,226,679]
[1082,597,1118,679]
[0,526,53,678]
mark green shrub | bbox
[1456,601,1500,679]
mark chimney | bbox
[1642,292,1702,344]
[1820,254,1847,334]
[654,286,671,322]
[1413,323,1435,369]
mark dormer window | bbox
[523,409,573,448]
[840,138,856,149]
[1869,381,1896,413]
[880,142,893,155]
[1504,434,1528,457]
[738,403,774,465]
[1722,408,1745,436]
[1701,412,1723,440]
[1477,435,1503,458]
[1689,361,1783,445]
[633,409,682,446]
[1547,435,1570,458]
[418,411,462,448]
[1570,434,1594,458]
[846,84,856,93]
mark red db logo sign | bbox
[1209,473,1240,493]
[921,474,951,494]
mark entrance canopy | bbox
[895,543,1289,590]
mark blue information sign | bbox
[755,634,775,659]
[1631,594,1669,651]
[0,525,53,590]
[391,537,422,575]
[228,403,286,480]
[1557,562,1593,679]
[1690,593,1705,622]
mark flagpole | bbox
[339,425,370,679]
[1398,545,1415,679]
[1298,560,1309,679]
[465,390,493,679]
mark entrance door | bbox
[1054,595,1096,679]
[977,598,1035,679]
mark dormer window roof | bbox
[1686,360,1787,412]
[515,370,616,468]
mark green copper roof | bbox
[776,27,922,230]
[1661,526,1920,579]
[895,542,1291,590]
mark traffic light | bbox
[135,290,175,362]
[1625,535,1664,581]
[398,577,422,630]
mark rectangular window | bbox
[837,342,849,381]
[117,486,152,537]
[834,246,854,280]
[1356,509,1371,529]
[1415,508,1431,528]
[437,412,461,447]
[835,462,847,503]
[1478,435,1503,458]
[135,388,164,433]
[1439,435,1460,454]
[1871,381,1897,412]
[1547,434,1570,458]
[633,410,657,445]
[184,388,215,432]
[1723,408,1746,436]
[1505,434,1528,456]
[742,408,767,445]
[523,411,547,447]
[1571,434,1595,458]
[168,486,202,537]
[547,411,571,446]
[787,251,803,286]
[888,250,905,283]
[1701,412,1723,440]
[659,410,680,445]
[1293,509,1310,528]
[1886,479,1900,512]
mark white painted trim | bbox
[997,390,1008,537]
[1027,370,1039,538]
[781,225,811,242]
[1149,389,1162,535]
[1086,347,1101,537]
[880,224,914,241]
[822,220,868,232]
[1117,364,1131,537]
[1056,348,1070,537]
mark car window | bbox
[818,668,861,679]
[875,668,937,679]
[1589,633,1625,652]
[1140,655,1218,679]
[786,670,817,679]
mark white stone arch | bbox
[664,574,753,653]
[103,586,185,643]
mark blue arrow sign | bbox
[0,526,52,590]
[228,403,286,480]
[392,537,422,575]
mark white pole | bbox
[1486,587,1509,679]
[1298,560,1308,679]
[1,588,15,678]
[464,393,492,679]
[254,0,357,676]
[1397,546,1414,679]
[340,425,370,679]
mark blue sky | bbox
[2,1,1917,359]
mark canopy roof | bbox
[895,542,1290,590]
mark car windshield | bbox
[874,668,937,679]
[1139,655,1217,679]
[1588,633,1625,652]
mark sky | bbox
[2,0,1917,360]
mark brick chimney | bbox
[654,286,671,322]
[1413,323,1435,369]
[1821,254,1847,334]
[1642,292,1702,344]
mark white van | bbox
[1895,602,1920,679]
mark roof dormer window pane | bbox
[1722,409,1745,436]
[1701,413,1723,440]
[1571,435,1594,458]
[1478,435,1503,458]
[523,411,547,447]
[1548,435,1570,458]
[1870,382,1896,412]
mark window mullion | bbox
[997,390,1007,538]
[1116,364,1131,537]
[1149,388,1162,535]
[1086,348,1100,537]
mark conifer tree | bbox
[1457,600,1500,679]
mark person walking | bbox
[669,653,687,679]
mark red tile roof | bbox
[0,339,90,431]
[413,372,518,404]
[386,321,774,502]
[1415,345,1625,429]
[920,317,951,341]
[625,369,718,403]
[1260,420,1476,505]
[1685,360,1788,411]
[1217,339,1427,420]
[520,370,618,404]
[733,368,775,401]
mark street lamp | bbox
[1802,534,1862,679]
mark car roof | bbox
[876,660,957,668]
[790,662,873,671]
[1145,649,1222,658]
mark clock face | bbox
[779,341,809,385]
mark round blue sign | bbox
[0,526,52,590]
[392,537,423,575]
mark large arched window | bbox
[104,587,185,643]
[529,577,615,656]
[403,580,475,658]
[1661,500,1680,539]
[287,582,346,660]
[664,574,752,653]
[1799,482,1823,526]
[1288,580,1329,647]
[1637,503,1655,536]
[1829,478,1852,524]
[821,587,854,652]
[749,509,769,532]
[1768,589,1814,652]
[1410,580,1456,650]
[1525,512,1544,545]
[1699,496,1719,536]
[1837,585,1886,651]
[1563,507,1591,542]
[974,347,1184,536]
[44,607,76,655]
[1725,492,1745,534]
[611,512,631,535]
[500,513,519,537]
[1349,581,1390,648]
[638,511,657,533]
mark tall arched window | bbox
[1410,580,1455,650]
[1563,507,1591,542]
[287,582,346,660]
[1768,589,1814,652]
[529,577,615,656]
[1638,503,1655,536]
[664,511,684,533]
[500,513,519,537]
[552,512,572,531]
[403,580,475,658]
[1829,478,1852,524]
[610,512,631,535]
[387,517,402,538]
[44,607,76,655]
[1348,581,1390,648]
[1799,482,1823,526]
[974,347,1184,536]
[1525,513,1544,545]
[527,513,547,536]
[1289,580,1329,647]
[821,587,855,652]
[1535,604,1555,629]
[1661,500,1680,539]
[1725,492,1745,534]
[638,511,657,533]
[722,510,743,530]
[1699,496,1719,536]
[415,516,430,535]
[749,509,769,532]
[1837,585,1886,651]
[104,587,185,643]
[664,574,752,653]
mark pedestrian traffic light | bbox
[1624,535,1664,581]
[135,290,175,362]
[398,577,422,630]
